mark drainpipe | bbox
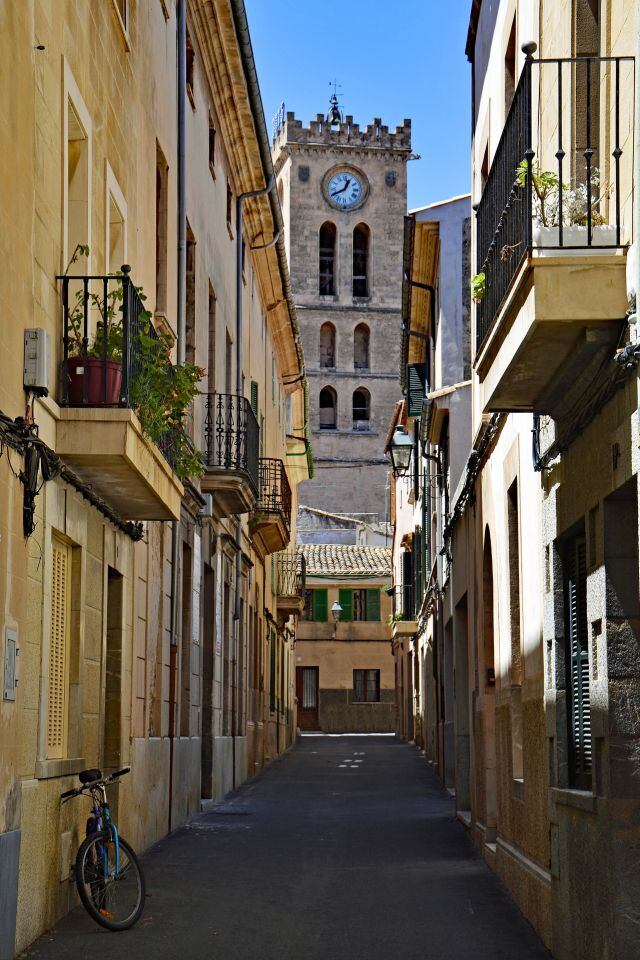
[169,0,187,834]
[232,176,275,790]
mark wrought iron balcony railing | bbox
[476,51,634,353]
[57,268,177,470]
[256,458,292,530]
[276,549,306,599]
[58,268,152,408]
[203,393,259,493]
[392,582,416,622]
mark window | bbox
[302,588,328,622]
[269,629,276,713]
[319,386,337,430]
[319,222,336,295]
[208,284,216,393]
[504,13,517,115]
[250,380,259,418]
[186,27,195,107]
[103,569,124,774]
[186,222,196,365]
[507,478,523,781]
[225,331,233,395]
[563,533,592,790]
[339,588,380,622]
[353,669,380,703]
[319,322,336,368]
[352,223,370,297]
[65,95,90,271]
[47,536,72,759]
[226,181,233,234]
[155,143,169,313]
[106,168,126,275]
[352,388,370,431]
[208,113,216,175]
[354,323,370,370]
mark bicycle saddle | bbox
[79,768,102,784]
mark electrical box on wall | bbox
[23,328,50,395]
[3,627,18,701]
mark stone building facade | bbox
[273,110,411,524]
[296,545,394,733]
[0,1,308,955]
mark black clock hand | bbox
[331,179,351,197]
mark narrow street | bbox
[26,736,550,960]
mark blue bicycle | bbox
[61,767,145,931]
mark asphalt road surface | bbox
[26,735,551,959]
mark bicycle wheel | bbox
[75,831,145,931]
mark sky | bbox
[244,0,472,211]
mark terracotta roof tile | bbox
[299,543,392,578]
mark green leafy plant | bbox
[516,160,609,228]
[130,324,205,481]
[65,246,125,361]
[471,272,486,303]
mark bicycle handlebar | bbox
[60,766,131,801]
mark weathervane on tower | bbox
[327,79,343,128]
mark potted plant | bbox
[64,246,127,405]
[516,160,616,255]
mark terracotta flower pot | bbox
[66,357,123,405]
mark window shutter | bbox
[269,630,276,712]
[413,528,422,606]
[406,363,427,418]
[565,536,591,789]
[365,589,380,622]
[339,588,353,622]
[250,380,259,417]
[313,588,328,622]
[47,537,71,759]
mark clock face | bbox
[326,170,363,210]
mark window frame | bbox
[353,669,381,703]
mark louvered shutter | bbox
[339,588,353,622]
[406,364,427,418]
[47,537,71,759]
[250,380,259,418]
[413,528,422,608]
[402,550,413,619]
[565,536,592,789]
[312,588,328,622]
[365,589,380,622]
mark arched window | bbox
[319,386,337,430]
[352,388,370,431]
[319,322,336,368]
[319,222,336,295]
[354,323,370,370]
[353,223,370,297]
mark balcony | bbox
[56,271,183,520]
[475,52,633,416]
[275,550,306,620]
[391,582,418,638]
[250,458,292,555]
[201,393,259,518]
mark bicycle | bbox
[61,767,146,931]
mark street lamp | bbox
[388,425,414,478]
[331,600,343,623]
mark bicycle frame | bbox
[88,783,121,876]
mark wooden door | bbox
[296,667,319,730]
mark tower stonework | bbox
[273,111,411,524]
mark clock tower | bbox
[273,105,411,532]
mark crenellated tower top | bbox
[274,111,412,153]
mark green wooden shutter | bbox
[313,588,328,622]
[406,363,427,417]
[565,536,591,789]
[365,589,380,622]
[413,528,422,609]
[339,588,353,622]
[250,380,259,417]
